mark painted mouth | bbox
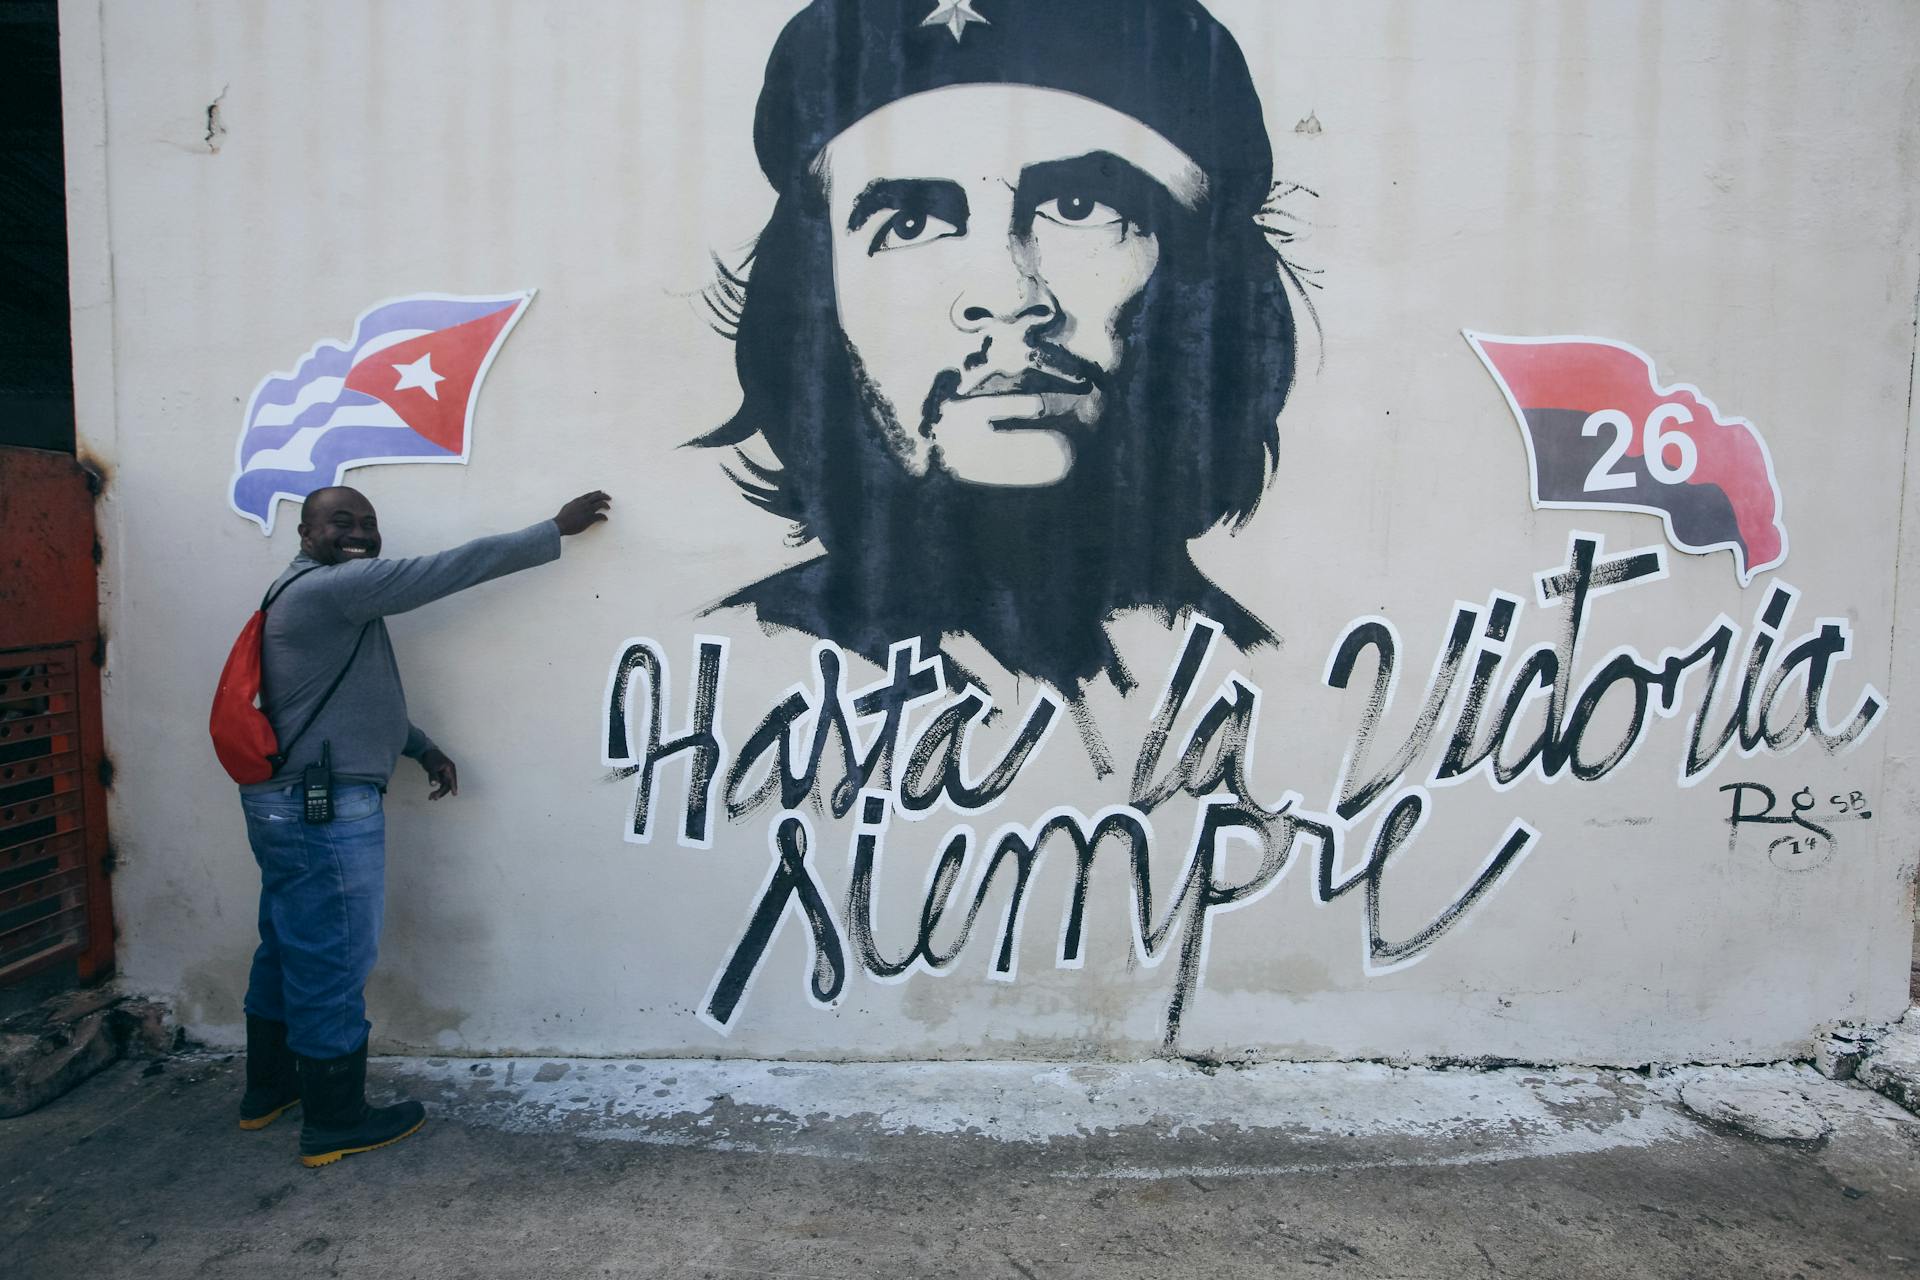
[957,368,1092,399]
[919,365,1097,439]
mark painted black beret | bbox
[753,0,1275,217]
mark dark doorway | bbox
[0,0,108,1002]
[0,0,74,453]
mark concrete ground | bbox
[4,1050,1920,1280]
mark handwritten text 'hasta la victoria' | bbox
[601,534,1882,1045]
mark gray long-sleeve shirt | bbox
[240,520,563,792]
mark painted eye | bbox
[1035,195,1124,228]
[871,209,962,254]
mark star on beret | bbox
[921,0,989,43]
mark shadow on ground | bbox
[2,1054,1918,1279]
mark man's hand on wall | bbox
[554,491,612,536]
[420,748,459,800]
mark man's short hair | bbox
[299,486,364,527]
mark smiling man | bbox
[236,485,610,1167]
[698,0,1299,706]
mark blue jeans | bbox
[240,782,385,1060]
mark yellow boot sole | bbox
[238,1098,300,1130]
[299,1113,426,1168]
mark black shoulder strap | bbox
[259,564,373,770]
[261,564,326,611]
[267,622,373,770]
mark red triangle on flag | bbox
[343,304,520,455]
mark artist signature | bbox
[1718,781,1872,870]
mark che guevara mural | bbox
[587,0,1886,1050]
[691,0,1297,714]
[221,0,1894,1057]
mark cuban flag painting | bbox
[1465,332,1788,585]
[229,291,534,533]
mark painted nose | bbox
[951,250,1056,332]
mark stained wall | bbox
[60,0,1920,1061]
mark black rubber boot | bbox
[238,1015,301,1130]
[296,1042,426,1168]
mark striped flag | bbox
[1465,332,1787,584]
[229,291,533,533]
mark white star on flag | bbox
[392,352,445,401]
[921,0,988,42]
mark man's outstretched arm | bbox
[377,491,610,798]
[323,491,612,624]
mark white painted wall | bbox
[64,0,1920,1062]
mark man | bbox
[697,0,1299,703]
[237,485,610,1167]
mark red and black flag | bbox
[1465,333,1787,585]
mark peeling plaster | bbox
[204,85,227,153]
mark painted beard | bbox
[841,335,1113,488]
[819,328,1209,615]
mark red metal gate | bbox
[0,446,113,984]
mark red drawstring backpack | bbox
[209,567,367,784]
